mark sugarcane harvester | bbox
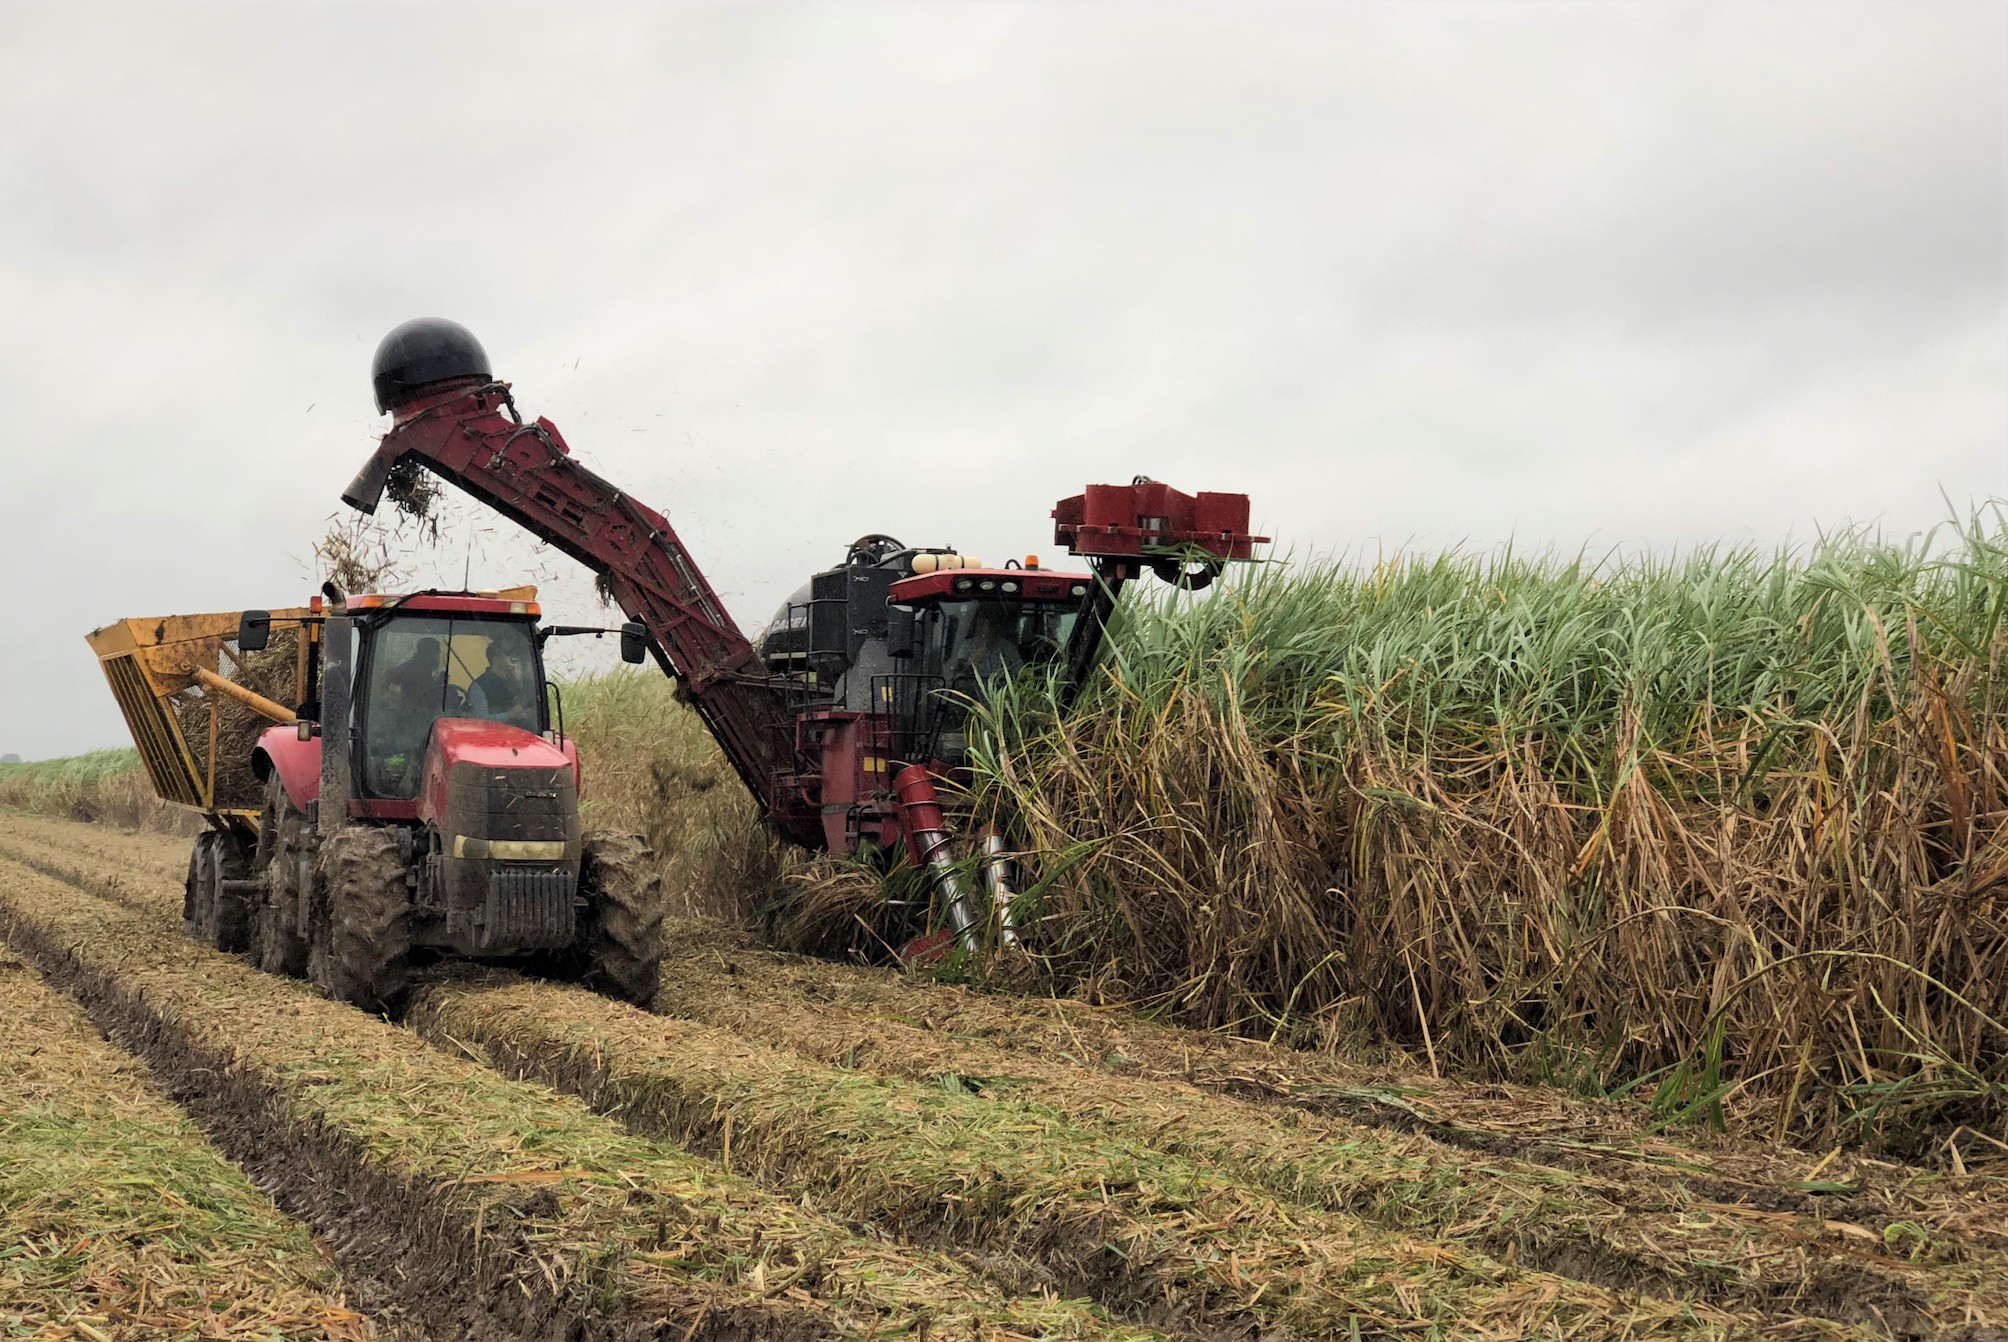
[344,319,1264,956]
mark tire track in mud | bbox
[0,953,403,1340]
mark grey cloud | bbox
[0,1,2000,760]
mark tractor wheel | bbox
[210,831,254,954]
[578,833,666,1006]
[310,826,413,1015]
[254,776,310,977]
[182,835,213,941]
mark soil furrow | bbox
[654,939,2008,1242]
[11,811,2007,1341]
[415,973,1832,1341]
[644,948,2008,1337]
[0,953,395,1340]
[0,856,1166,1342]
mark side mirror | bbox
[238,610,272,652]
[619,621,647,665]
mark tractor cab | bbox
[345,593,550,800]
[239,588,647,978]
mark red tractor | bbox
[337,318,1263,957]
[236,587,665,1009]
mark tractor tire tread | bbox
[256,776,311,977]
[580,832,666,1006]
[183,835,211,941]
[314,825,413,1014]
[211,831,254,955]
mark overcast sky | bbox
[1,1,2001,760]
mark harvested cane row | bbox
[0,828,184,923]
[6,800,1842,1191]
[642,947,2008,1335]
[3,804,1863,1201]
[11,811,2007,1333]
[10,812,2008,1338]
[0,808,192,882]
[0,824,1782,1341]
[86,772,1976,1245]
[654,937,2008,1239]
[0,860,1163,1342]
[0,953,376,1340]
[412,974,1816,1340]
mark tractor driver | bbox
[368,636,456,794]
[386,636,454,711]
[464,638,539,729]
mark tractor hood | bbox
[427,718,571,771]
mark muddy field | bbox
[4,810,2007,1340]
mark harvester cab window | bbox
[359,615,543,797]
[936,600,1078,695]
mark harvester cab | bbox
[757,544,1084,751]
[750,486,1262,958]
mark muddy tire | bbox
[311,826,413,1015]
[255,776,310,977]
[210,831,254,954]
[183,835,212,941]
[579,832,666,1006]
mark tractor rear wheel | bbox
[183,835,213,941]
[310,826,413,1014]
[579,832,666,1006]
[210,831,253,954]
[254,776,310,977]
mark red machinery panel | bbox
[1052,482,1265,561]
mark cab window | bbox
[358,615,543,798]
[933,600,1078,694]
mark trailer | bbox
[86,604,320,948]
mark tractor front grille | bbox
[447,763,578,845]
[478,867,577,952]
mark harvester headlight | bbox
[978,579,997,592]
[954,578,975,593]
[1000,580,1019,593]
[1070,584,1089,597]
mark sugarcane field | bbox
[2,6,2003,1341]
